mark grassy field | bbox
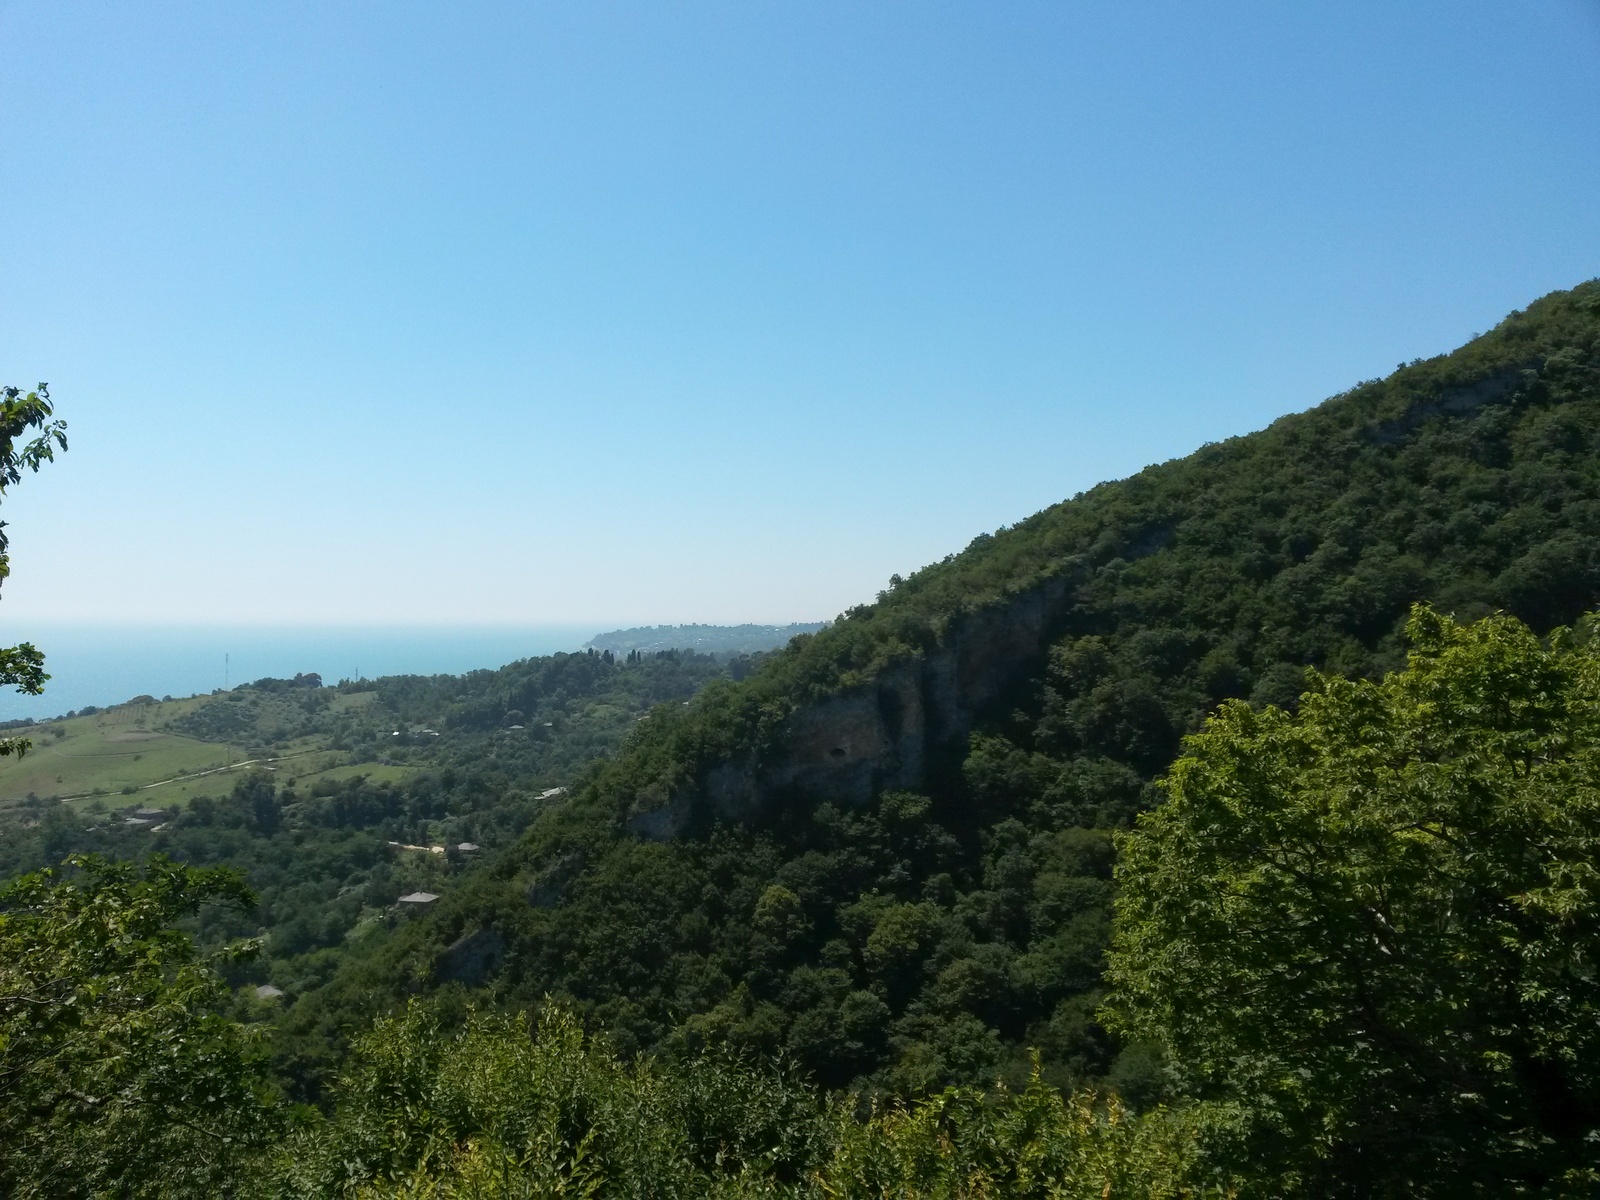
[0,690,414,810]
[291,761,414,788]
[0,699,232,805]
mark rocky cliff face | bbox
[628,572,1080,839]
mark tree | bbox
[0,382,66,758]
[269,1000,828,1197]
[0,855,279,1197]
[1105,606,1600,1194]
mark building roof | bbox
[255,984,284,999]
[398,891,439,904]
[457,842,481,852]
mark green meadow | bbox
[0,689,416,812]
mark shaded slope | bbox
[302,280,1600,1097]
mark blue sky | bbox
[1,1,1597,627]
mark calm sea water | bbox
[0,624,603,721]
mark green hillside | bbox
[0,688,391,812]
[0,649,734,1027]
[292,280,1600,1100]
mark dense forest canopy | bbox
[1108,606,1600,1191]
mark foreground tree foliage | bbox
[262,1000,1236,1199]
[0,856,279,1197]
[0,381,66,757]
[1107,606,1600,1194]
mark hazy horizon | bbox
[0,617,845,721]
[0,623,611,721]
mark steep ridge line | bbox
[285,278,1600,1099]
[617,324,1570,840]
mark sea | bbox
[0,624,604,722]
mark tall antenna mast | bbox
[224,653,229,691]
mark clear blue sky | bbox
[2,1,1597,627]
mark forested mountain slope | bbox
[299,281,1600,1099]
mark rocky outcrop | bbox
[435,926,505,986]
[1369,364,1539,445]
[631,571,1081,839]
[525,851,586,908]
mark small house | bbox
[255,984,284,1001]
[398,891,439,906]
